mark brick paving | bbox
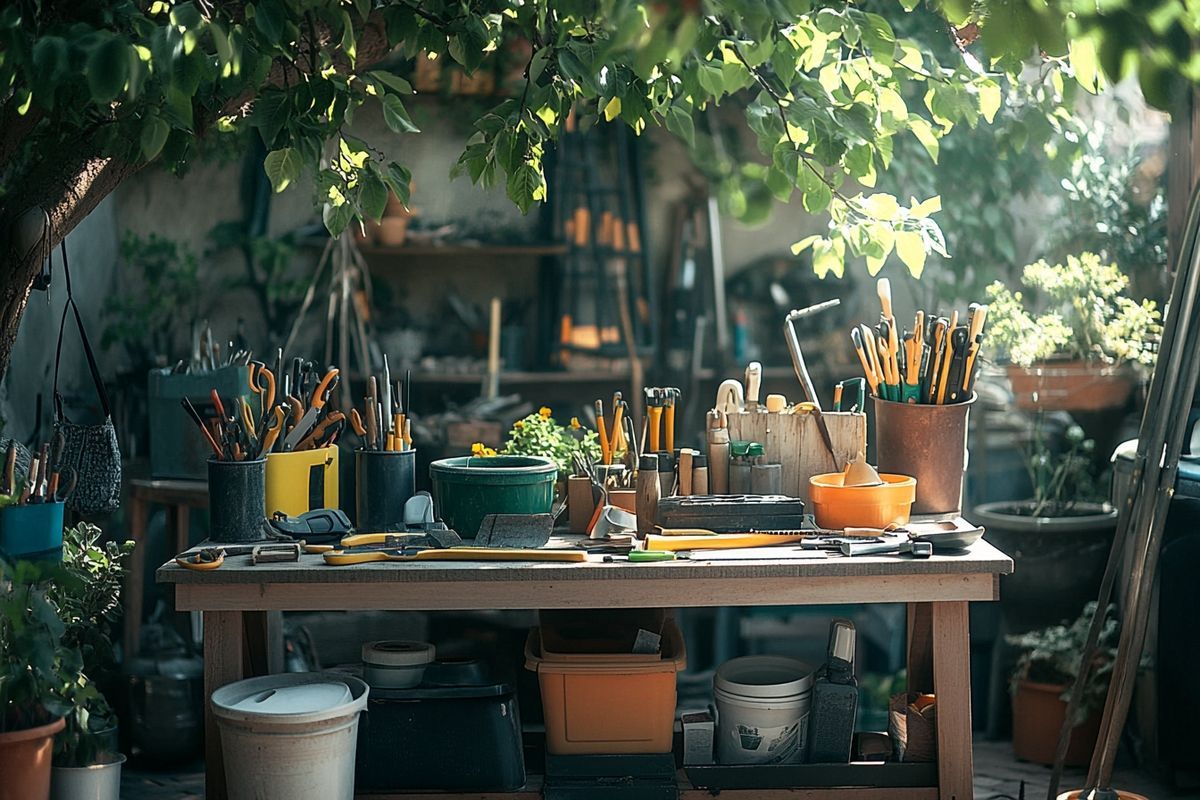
[121,736,1194,798]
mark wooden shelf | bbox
[407,370,629,385]
[360,242,565,258]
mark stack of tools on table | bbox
[850,278,988,405]
[350,356,412,452]
[180,357,343,460]
[0,436,75,560]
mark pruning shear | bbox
[249,361,277,414]
[176,547,225,571]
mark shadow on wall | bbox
[0,197,120,444]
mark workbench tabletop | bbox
[157,538,1012,584]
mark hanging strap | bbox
[53,241,111,421]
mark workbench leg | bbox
[173,503,191,554]
[907,602,934,693]
[123,494,148,660]
[932,601,973,800]
[204,611,245,800]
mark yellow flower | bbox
[514,420,524,429]
[539,406,552,418]
[570,417,581,430]
[471,442,496,457]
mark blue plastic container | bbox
[0,502,65,561]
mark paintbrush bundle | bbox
[850,279,988,405]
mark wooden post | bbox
[203,611,245,800]
[932,601,973,800]
[122,490,148,660]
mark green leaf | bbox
[370,70,414,95]
[323,201,354,237]
[506,163,543,214]
[978,79,1001,124]
[791,234,822,255]
[360,169,389,221]
[253,0,285,42]
[86,37,130,103]
[263,147,302,193]
[860,193,900,221]
[862,14,896,66]
[896,230,927,278]
[812,236,845,279]
[908,116,939,163]
[697,62,725,99]
[665,106,695,148]
[799,165,832,214]
[1069,37,1102,94]
[33,36,68,80]
[603,96,622,122]
[381,94,419,133]
[140,116,170,161]
[382,162,412,205]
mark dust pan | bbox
[843,454,883,487]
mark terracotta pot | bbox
[1011,680,1100,767]
[1007,361,1135,411]
[0,716,65,800]
[377,217,410,247]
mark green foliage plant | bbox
[1007,601,1121,724]
[501,406,599,476]
[102,232,202,372]
[1020,420,1103,518]
[48,523,133,767]
[985,252,1161,369]
[0,557,72,734]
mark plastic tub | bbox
[714,656,814,765]
[361,640,435,689]
[211,672,368,800]
[429,455,557,538]
[0,501,64,561]
[808,472,916,530]
[525,619,686,755]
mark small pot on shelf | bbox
[1007,360,1135,412]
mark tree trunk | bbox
[0,153,142,379]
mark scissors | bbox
[249,361,277,414]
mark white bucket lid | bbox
[715,656,814,699]
[362,640,435,667]
[212,672,368,726]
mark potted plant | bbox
[973,421,1117,633]
[1006,601,1120,767]
[986,252,1161,411]
[500,406,602,482]
[1,558,71,800]
[48,523,132,800]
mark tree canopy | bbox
[0,0,1193,376]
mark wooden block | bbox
[445,420,504,450]
[726,411,865,500]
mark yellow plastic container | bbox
[525,619,686,755]
[808,472,916,530]
[265,446,340,517]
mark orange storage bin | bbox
[525,619,686,755]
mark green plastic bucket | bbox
[429,456,558,538]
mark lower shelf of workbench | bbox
[355,762,939,799]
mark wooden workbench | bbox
[157,539,1013,800]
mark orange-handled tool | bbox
[595,400,611,465]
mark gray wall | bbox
[0,199,120,442]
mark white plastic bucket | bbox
[50,754,125,800]
[211,672,369,800]
[714,656,814,765]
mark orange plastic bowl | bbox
[808,472,917,530]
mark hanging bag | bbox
[52,242,121,515]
